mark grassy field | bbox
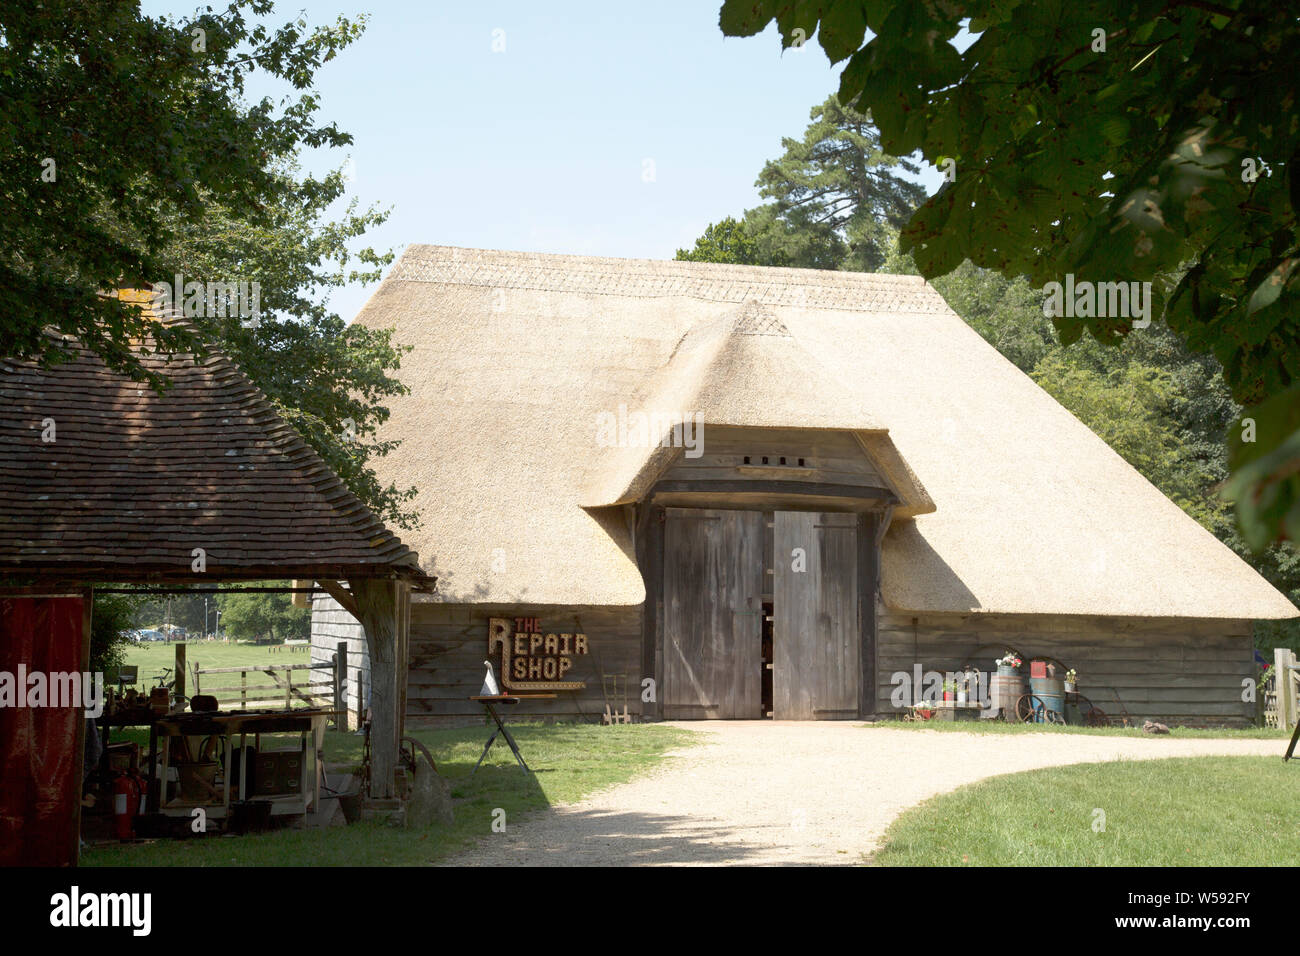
[120,639,304,683]
[118,640,323,709]
[868,717,1290,740]
[872,756,1300,866]
[83,722,696,866]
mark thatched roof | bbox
[0,300,425,583]
[354,245,1297,619]
[582,300,931,511]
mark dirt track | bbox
[440,722,1284,866]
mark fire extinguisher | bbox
[113,772,140,840]
[132,768,148,818]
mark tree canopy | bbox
[153,161,417,528]
[1,2,363,382]
[717,0,1299,548]
[678,97,924,270]
[215,585,309,642]
[0,4,416,528]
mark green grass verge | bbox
[872,756,1300,866]
[83,722,696,866]
[866,718,1289,739]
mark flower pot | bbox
[997,665,1018,677]
[943,692,954,701]
[1064,681,1076,694]
[957,691,967,705]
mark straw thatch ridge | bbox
[388,246,949,314]
[355,244,1298,620]
[581,300,932,513]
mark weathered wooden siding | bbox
[405,603,643,728]
[313,593,1258,728]
[876,608,1255,726]
[659,427,881,487]
[662,508,763,719]
[313,597,644,728]
[310,593,369,729]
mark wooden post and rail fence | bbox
[173,641,352,730]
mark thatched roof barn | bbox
[312,245,1297,728]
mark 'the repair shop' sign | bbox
[488,617,588,691]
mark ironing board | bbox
[468,694,556,774]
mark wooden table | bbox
[469,694,556,775]
[151,709,331,820]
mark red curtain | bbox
[0,596,85,867]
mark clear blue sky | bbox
[145,1,942,323]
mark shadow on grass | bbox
[441,806,782,866]
[83,722,699,866]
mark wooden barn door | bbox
[773,512,859,719]
[662,508,763,719]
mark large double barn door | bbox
[662,508,763,719]
[773,512,860,720]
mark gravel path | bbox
[440,722,1283,866]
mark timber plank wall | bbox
[313,595,1258,728]
[311,596,642,728]
[407,603,642,727]
[310,594,370,728]
[659,426,881,487]
[876,608,1256,726]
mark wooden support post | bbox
[856,511,879,719]
[396,582,410,742]
[355,668,364,731]
[1278,648,1298,730]
[174,642,186,701]
[349,578,403,800]
[635,504,663,720]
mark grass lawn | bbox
[120,639,305,684]
[867,718,1290,740]
[83,722,696,866]
[871,756,1300,866]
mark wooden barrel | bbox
[991,672,1025,721]
[1030,677,1065,722]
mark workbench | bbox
[151,709,330,820]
